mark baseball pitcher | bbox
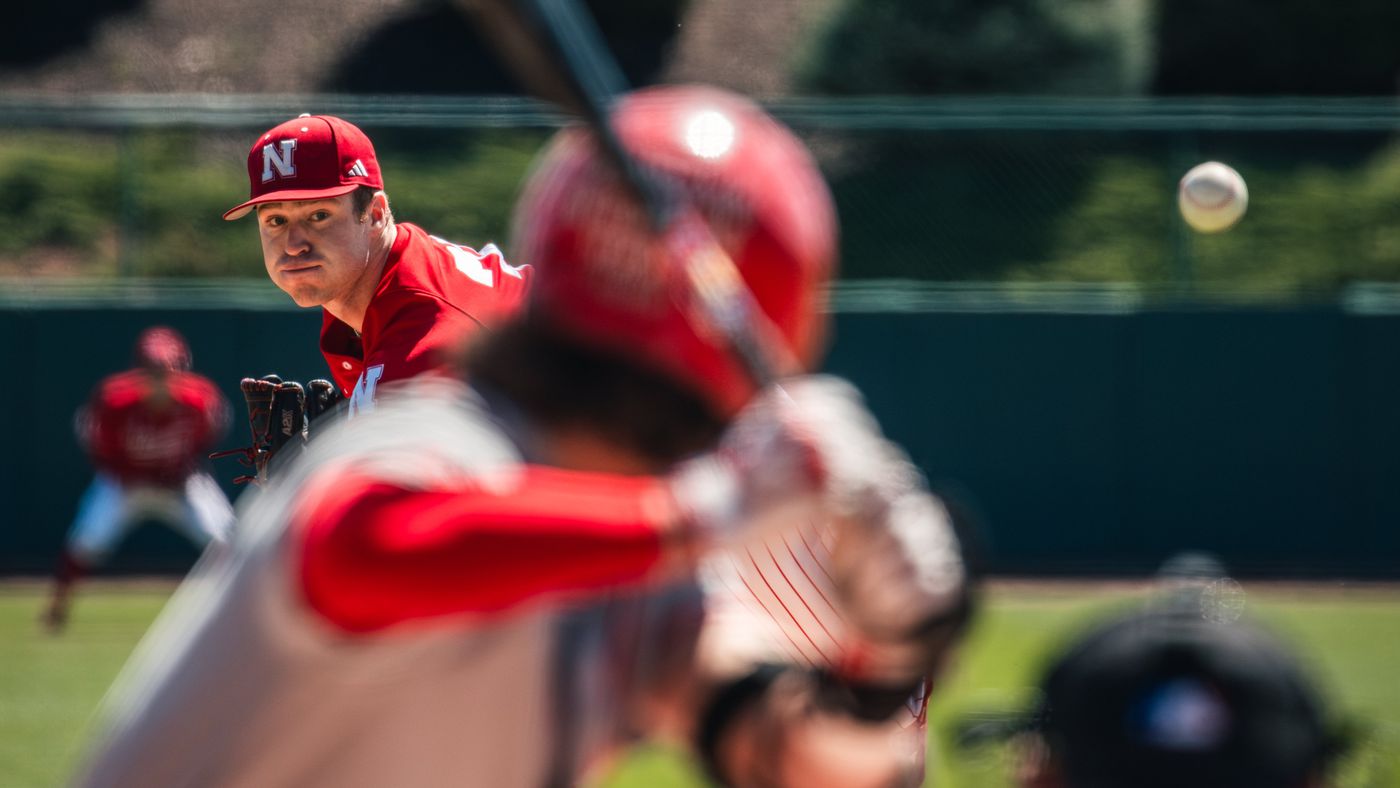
[215,114,533,481]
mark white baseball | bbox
[1178,161,1248,233]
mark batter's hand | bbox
[779,377,971,685]
[830,487,968,685]
[670,376,914,544]
[776,377,911,518]
[669,382,827,545]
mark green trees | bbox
[789,0,1400,290]
[797,0,1154,96]
[0,128,542,278]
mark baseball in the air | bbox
[1178,161,1248,233]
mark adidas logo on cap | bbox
[347,159,370,179]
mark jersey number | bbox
[433,237,524,288]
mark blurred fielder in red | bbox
[76,87,974,787]
[44,327,232,633]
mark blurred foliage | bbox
[798,0,1400,99]
[999,140,1400,293]
[119,131,257,278]
[827,132,1104,281]
[796,0,1157,293]
[796,0,1156,96]
[789,0,1400,296]
[822,126,1400,292]
[361,127,546,251]
[5,122,1400,294]
[0,133,120,259]
[6,0,1400,290]
[0,128,546,278]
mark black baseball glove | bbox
[211,375,343,484]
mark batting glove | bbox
[830,487,970,685]
[771,377,972,685]
[669,382,827,546]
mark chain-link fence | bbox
[2,94,1399,304]
[784,97,1400,305]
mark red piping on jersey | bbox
[763,539,839,646]
[295,466,679,634]
[786,530,843,622]
[734,568,816,666]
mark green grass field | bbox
[3,580,1398,787]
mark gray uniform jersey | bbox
[73,380,559,788]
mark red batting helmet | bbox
[133,326,192,372]
[510,85,837,417]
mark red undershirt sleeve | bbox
[295,465,684,634]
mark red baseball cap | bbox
[223,114,384,220]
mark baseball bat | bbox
[454,0,798,386]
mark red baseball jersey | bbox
[319,223,531,414]
[79,369,229,487]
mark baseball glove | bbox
[212,374,328,484]
[305,379,344,423]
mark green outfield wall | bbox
[2,296,1397,577]
[826,301,1399,577]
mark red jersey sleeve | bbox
[295,466,683,634]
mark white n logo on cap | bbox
[261,140,298,183]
